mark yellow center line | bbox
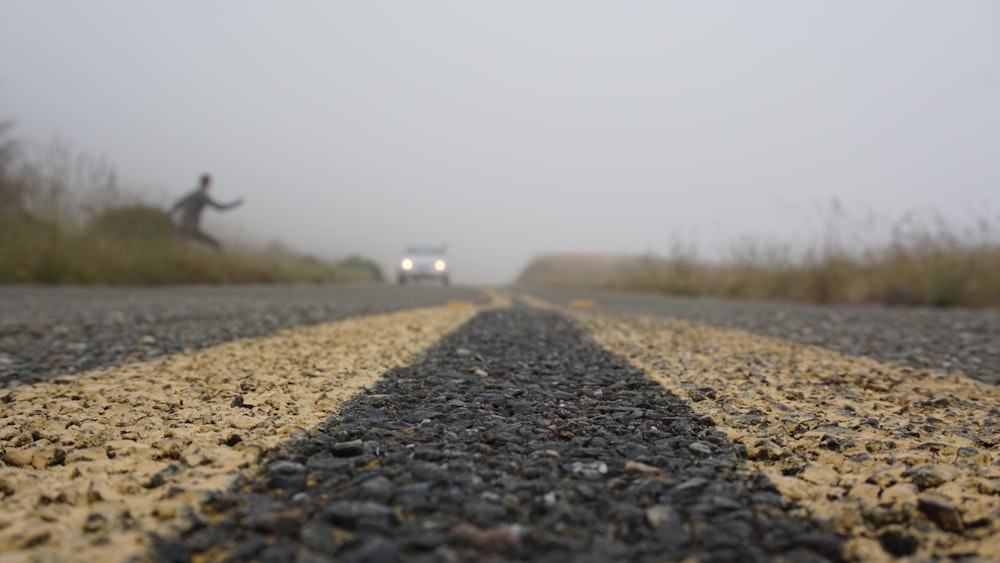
[517,292,564,311]
[0,298,495,563]
[565,308,1000,561]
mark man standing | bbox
[170,173,244,252]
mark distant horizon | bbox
[3,2,997,284]
[4,126,998,286]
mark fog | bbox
[2,2,998,284]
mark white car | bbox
[398,244,450,285]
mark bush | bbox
[336,255,385,282]
[0,125,384,286]
[517,209,1000,309]
[86,205,180,241]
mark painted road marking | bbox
[569,299,597,309]
[0,304,481,563]
[563,308,1000,561]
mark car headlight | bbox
[434,260,446,272]
[401,258,414,271]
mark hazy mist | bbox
[2,2,998,284]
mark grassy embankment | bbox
[518,209,1000,309]
[0,126,382,285]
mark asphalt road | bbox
[0,285,997,562]
[517,287,1000,386]
[0,284,490,386]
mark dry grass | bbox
[0,125,382,285]
[518,215,1000,309]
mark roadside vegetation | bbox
[0,124,383,285]
[518,207,1000,309]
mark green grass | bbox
[0,127,383,286]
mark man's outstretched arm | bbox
[207,196,244,211]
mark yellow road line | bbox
[480,288,514,309]
[0,303,484,563]
[518,293,598,311]
[570,309,1000,562]
[518,293,561,311]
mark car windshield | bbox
[405,246,445,256]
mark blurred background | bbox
[1,2,998,305]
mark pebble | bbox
[331,439,364,457]
[688,441,713,456]
[918,494,964,533]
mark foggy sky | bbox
[2,1,998,284]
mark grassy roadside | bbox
[0,125,383,285]
[518,215,1000,309]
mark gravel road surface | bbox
[0,285,488,387]
[156,307,842,563]
[518,288,1000,385]
[0,286,996,562]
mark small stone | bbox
[463,500,507,527]
[688,441,713,456]
[230,395,244,408]
[820,434,841,450]
[789,533,844,561]
[82,513,109,534]
[449,522,523,554]
[331,439,364,457]
[246,510,301,537]
[268,460,306,475]
[688,386,717,401]
[625,460,662,475]
[2,449,33,468]
[105,311,126,324]
[19,530,51,549]
[672,477,710,503]
[976,478,1000,495]
[322,501,397,530]
[456,348,472,356]
[474,369,488,377]
[906,466,952,490]
[359,476,395,504]
[396,483,431,509]
[147,533,192,562]
[674,477,709,492]
[223,433,242,447]
[341,536,401,563]
[300,519,336,554]
[565,460,608,479]
[768,475,814,501]
[918,494,964,532]
[645,505,681,529]
[748,440,785,460]
[879,528,919,557]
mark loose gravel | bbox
[572,308,999,561]
[0,304,480,563]
[154,308,846,563]
[0,285,486,387]
[4,287,997,562]
[519,288,1000,385]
